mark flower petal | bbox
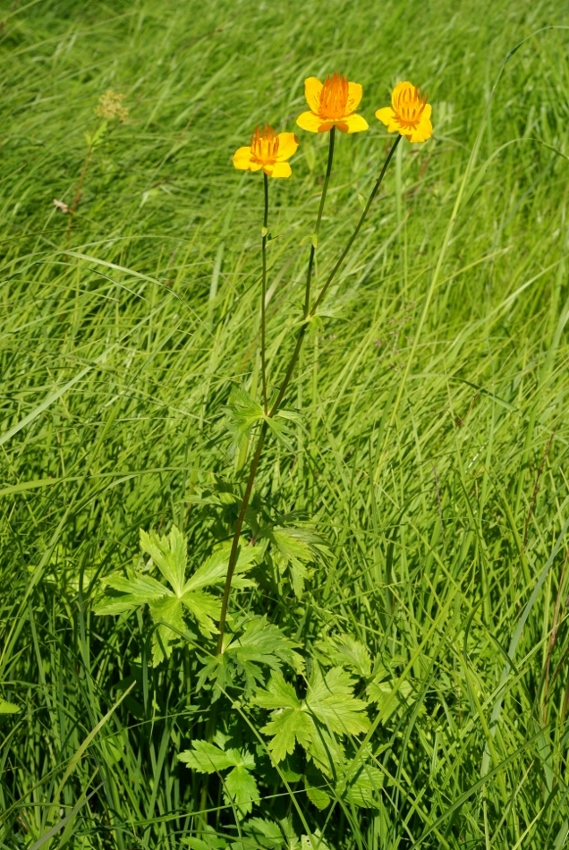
[375,107,396,128]
[345,81,363,114]
[233,146,253,170]
[342,113,369,133]
[408,115,433,143]
[391,81,412,108]
[297,111,328,133]
[304,77,323,113]
[275,132,299,162]
[270,161,292,178]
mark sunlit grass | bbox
[1,0,569,847]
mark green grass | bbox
[1,0,569,847]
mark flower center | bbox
[393,85,427,129]
[250,125,279,164]
[319,73,349,119]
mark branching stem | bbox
[215,133,402,654]
[311,133,401,313]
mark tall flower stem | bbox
[261,173,269,412]
[215,133,400,655]
[272,135,402,413]
[311,133,401,313]
[304,126,336,317]
[216,421,268,655]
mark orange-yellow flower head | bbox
[375,82,432,143]
[297,73,369,134]
[233,125,299,178]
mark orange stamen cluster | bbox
[250,125,280,165]
[392,85,428,129]
[375,81,432,143]
[319,73,349,119]
[296,73,368,134]
[233,125,298,177]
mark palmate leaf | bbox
[302,756,383,811]
[95,573,170,615]
[197,616,303,698]
[343,763,383,808]
[141,526,187,596]
[226,387,302,452]
[253,666,370,770]
[242,816,299,850]
[304,727,345,778]
[366,676,414,722]
[224,767,260,815]
[251,672,307,764]
[179,740,259,815]
[265,525,330,599]
[271,528,313,598]
[225,616,304,691]
[264,415,296,453]
[179,739,248,772]
[260,698,314,764]
[149,594,187,665]
[185,544,257,593]
[233,818,327,850]
[226,386,265,439]
[94,526,257,665]
[305,780,331,811]
[314,634,372,679]
[306,666,369,736]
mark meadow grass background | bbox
[1,0,569,847]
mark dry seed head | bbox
[95,90,129,122]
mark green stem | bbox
[261,173,269,412]
[304,126,336,317]
[311,133,402,314]
[215,421,268,655]
[269,328,304,416]
[273,136,402,414]
[215,131,337,654]
[215,132,400,655]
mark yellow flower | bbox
[233,125,299,178]
[375,82,432,143]
[296,73,369,134]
